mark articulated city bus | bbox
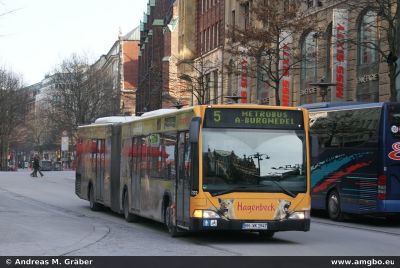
[75,105,311,237]
[304,102,400,221]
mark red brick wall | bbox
[123,40,139,90]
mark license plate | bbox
[242,223,268,230]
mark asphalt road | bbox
[0,170,399,256]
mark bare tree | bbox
[344,0,400,102]
[170,56,224,106]
[0,68,28,170]
[44,53,117,141]
[226,0,314,106]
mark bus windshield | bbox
[202,128,307,196]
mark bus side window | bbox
[178,133,186,180]
[131,137,138,179]
[177,132,191,181]
[163,132,176,180]
[184,132,191,181]
[139,136,147,179]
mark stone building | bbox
[140,0,399,109]
[223,0,400,106]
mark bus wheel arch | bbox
[162,193,171,224]
[326,189,343,221]
[88,182,101,211]
[123,187,138,222]
[165,204,180,237]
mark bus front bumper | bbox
[190,218,310,232]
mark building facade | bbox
[137,0,192,113]
[93,27,140,115]
[140,0,399,109]
[223,0,400,106]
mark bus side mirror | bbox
[189,117,201,143]
[311,135,319,158]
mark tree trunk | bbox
[274,40,281,106]
[389,63,398,102]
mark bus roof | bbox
[301,102,385,112]
[140,107,193,118]
[94,116,139,124]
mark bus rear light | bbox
[378,175,386,186]
[377,193,386,200]
[377,175,386,200]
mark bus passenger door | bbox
[176,132,191,228]
[96,139,105,201]
[131,137,141,211]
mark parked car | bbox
[53,161,62,171]
[40,160,53,171]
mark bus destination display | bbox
[204,108,304,129]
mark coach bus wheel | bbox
[166,206,180,237]
[123,191,138,223]
[327,190,343,221]
[89,186,101,211]
[258,231,275,239]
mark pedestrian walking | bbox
[31,155,44,177]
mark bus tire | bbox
[259,231,275,239]
[166,206,180,237]
[123,191,138,223]
[89,185,101,211]
[327,190,343,221]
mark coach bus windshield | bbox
[202,129,307,196]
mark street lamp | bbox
[309,78,336,102]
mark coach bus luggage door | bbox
[96,139,105,201]
[176,132,191,228]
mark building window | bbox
[358,11,378,65]
[232,10,236,42]
[324,24,332,102]
[356,10,379,102]
[242,2,250,30]
[227,60,234,97]
[213,70,218,104]
[205,73,211,103]
[300,31,318,105]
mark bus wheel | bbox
[89,186,101,211]
[166,206,180,237]
[327,190,343,221]
[123,191,138,223]
[259,231,275,239]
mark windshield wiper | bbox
[211,186,252,197]
[210,183,294,197]
[255,175,297,198]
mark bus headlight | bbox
[288,211,310,220]
[193,210,221,219]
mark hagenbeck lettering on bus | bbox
[204,108,303,130]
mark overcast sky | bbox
[0,0,147,85]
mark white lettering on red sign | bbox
[241,58,248,103]
[336,23,345,99]
[281,43,290,106]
